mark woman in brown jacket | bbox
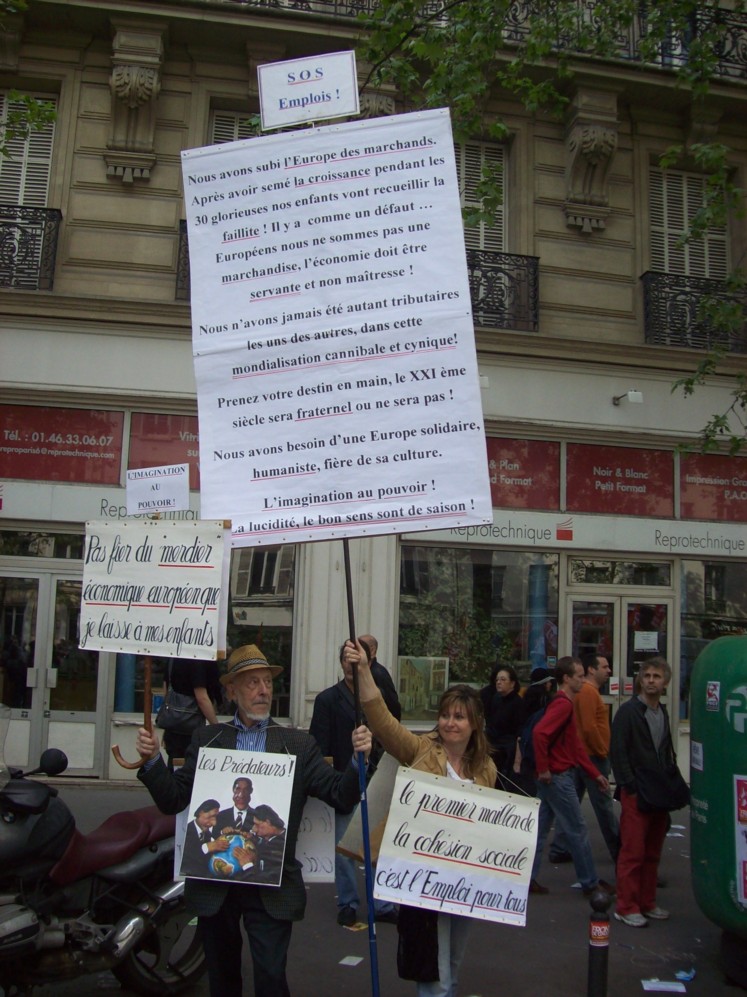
[344,639,496,997]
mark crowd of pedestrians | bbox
[133,636,680,997]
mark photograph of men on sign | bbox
[177,748,294,887]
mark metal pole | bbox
[586,889,611,997]
[342,537,380,997]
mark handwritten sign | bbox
[180,747,296,886]
[182,107,492,546]
[126,463,189,515]
[297,796,335,883]
[79,519,229,658]
[258,51,359,130]
[374,768,539,926]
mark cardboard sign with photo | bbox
[179,747,295,887]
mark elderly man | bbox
[136,644,371,997]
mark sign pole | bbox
[342,536,380,997]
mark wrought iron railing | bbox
[177,225,538,332]
[642,271,747,353]
[467,250,539,332]
[198,0,747,81]
[0,206,61,291]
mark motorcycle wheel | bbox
[112,902,206,996]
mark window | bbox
[232,546,294,598]
[454,142,505,252]
[649,167,728,278]
[210,110,256,145]
[0,92,56,206]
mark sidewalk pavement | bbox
[47,781,741,996]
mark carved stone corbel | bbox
[105,20,167,183]
[358,90,396,119]
[563,88,619,234]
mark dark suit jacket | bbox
[215,805,255,837]
[181,820,214,878]
[252,831,286,884]
[139,719,359,921]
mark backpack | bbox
[518,706,547,771]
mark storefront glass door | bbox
[0,571,105,774]
[566,595,673,717]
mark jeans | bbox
[335,808,394,915]
[416,913,472,997]
[552,758,620,861]
[532,769,599,890]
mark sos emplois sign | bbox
[257,51,359,131]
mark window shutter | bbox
[0,93,56,206]
[210,111,255,145]
[454,142,505,252]
[649,167,728,279]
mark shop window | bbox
[0,528,84,559]
[569,559,671,586]
[397,545,559,695]
[680,559,747,719]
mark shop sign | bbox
[566,444,674,517]
[0,404,123,484]
[129,413,200,491]
[486,438,560,510]
[680,453,747,523]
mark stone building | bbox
[0,0,745,777]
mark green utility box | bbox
[690,635,747,985]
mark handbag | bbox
[155,661,204,734]
[635,763,690,813]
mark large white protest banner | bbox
[79,519,229,658]
[374,768,539,926]
[182,108,492,546]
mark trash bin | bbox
[689,635,747,986]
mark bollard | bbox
[587,886,612,997]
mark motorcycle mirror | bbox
[27,748,68,777]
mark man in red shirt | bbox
[529,656,613,897]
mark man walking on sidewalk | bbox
[610,656,674,928]
[530,656,613,897]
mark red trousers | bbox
[616,788,669,915]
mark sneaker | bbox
[614,911,648,928]
[549,850,573,863]
[643,906,670,920]
[337,906,357,927]
[529,878,549,894]
[374,909,399,924]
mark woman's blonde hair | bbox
[436,684,491,780]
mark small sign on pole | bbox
[258,51,359,131]
[126,463,190,515]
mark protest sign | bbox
[374,768,539,926]
[179,746,295,886]
[296,796,335,883]
[258,51,359,130]
[182,107,492,545]
[79,519,229,658]
[126,462,189,515]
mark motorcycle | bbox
[0,706,206,995]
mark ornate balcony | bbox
[0,206,61,291]
[642,271,747,353]
[467,250,539,332]
[177,227,539,333]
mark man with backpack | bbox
[528,656,614,898]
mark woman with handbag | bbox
[343,638,496,997]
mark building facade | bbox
[1,0,745,778]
